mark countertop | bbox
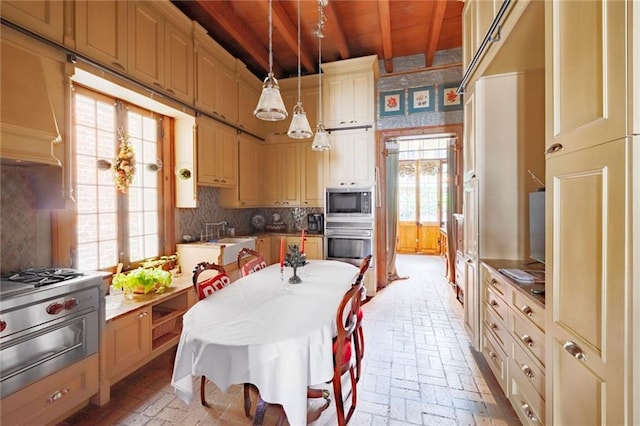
[480,259,545,306]
[105,273,193,322]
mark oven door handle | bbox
[1,342,82,381]
[326,230,372,238]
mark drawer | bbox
[509,310,545,367]
[481,264,510,300]
[483,303,510,353]
[482,329,508,395]
[485,286,509,322]
[511,340,545,399]
[511,289,545,332]
[509,368,545,426]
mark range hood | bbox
[0,40,62,166]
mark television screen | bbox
[529,190,545,263]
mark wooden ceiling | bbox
[171,0,463,79]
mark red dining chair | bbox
[354,255,372,383]
[192,261,254,417]
[236,247,267,277]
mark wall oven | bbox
[325,222,373,262]
[325,187,373,219]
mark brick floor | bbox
[59,255,520,426]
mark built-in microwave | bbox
[325,187,373,218]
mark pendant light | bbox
[287,0,313,139]
[311,0,331,151]
[254,0,288,121]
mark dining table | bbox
[171,260,359,426]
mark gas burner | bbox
[4,268,85,287]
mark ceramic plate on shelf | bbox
[251,213,266,230]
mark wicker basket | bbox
[152,308,179,340]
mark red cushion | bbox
[357,308,363,322]
[197,272,231,299]
[332,338,352,365]
[241,257,267,277]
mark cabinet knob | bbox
[137,311,148,319]
[520,305,533,316]
[0,320,6,332]
[111,61,125,71]
[563,340,588,362]
[166,88,175,95]
[47,388,70,403]
[521,334,534,347]
[521,403,538,422]
[490,322,499,331]
[490,300,499,308]
[488,350,497,360]
[520,364,535,379]
[490,278,498,286]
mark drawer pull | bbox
[490,278,498,286]
[137,311,148,319]
[48,388,70,403]
[521,334,534,347]
[520,305,533,316]
[521,364,535,379]
[521,403,538,422]
[490,322,499,331]
[546,143,564,154]
[488,350,497,360]
[490,300,499,308]
[563,340,588,362]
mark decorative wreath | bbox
[112,132,135,193]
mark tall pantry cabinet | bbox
[544,1,638,424]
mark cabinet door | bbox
[264,143,301,206]
[301,143,324,207]
[164,21,193,103]
[324,131,375,187]
[195,47,220,114]
[349,71,375,126]
[464,258,479,350]
[75,0,128,71]
[1,0,63,42]
[127,2,164,88]
[106,308,151,381]
[238,78,264,136]
[303,237,323,260]
[255,236,272,265]
[236,134,263,206]
[463,86,476,181]
[545,138,627,425]
[216,64,239,123]
[197,118,237,187]
[462,178,478,260]
[545,0,626,155]
[323,75,346,129]
[462,0,475,72]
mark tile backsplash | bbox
[0,166,52,272]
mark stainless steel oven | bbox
[325,222,373,262]
[0,269,103,399]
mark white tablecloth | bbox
[171,260,358,426]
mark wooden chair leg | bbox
[355,325,365,382]
[200,376,209,407]
[332,373,346,426]
[275,406,287,426]
[243,383,252,417]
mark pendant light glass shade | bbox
[288,102,313,138]
[255,72,288,121]
[254,0,287,121]
[311,122,331,151]
[288,0,313,138]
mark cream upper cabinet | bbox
[196,117,237,187]
[194,26,238,124]
[0,0,64,43]
[324,130,375,188]
[127,1,193,103]
[545,0,626,156]
[462,0,476,73]
[545,138,628,426]
[462,84,476,181]
[263,143,301,206]
[237,65,264,137]
[301,143,324,207]
[321,55,378,129]
[174,117,197,208]
[220,133,264,208]
[462,178,478,261]
[74,0,128,72]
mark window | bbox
[73,87,165,270]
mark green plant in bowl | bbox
[112,265,172,296]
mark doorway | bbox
[396,137,449,254]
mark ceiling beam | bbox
[323,2,350,60]
[269,0,316,74]
[194,0,283,77]
[424,0,447,67]
[378,0,393,73]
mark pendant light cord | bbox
[297,0,302,103]
[268,0,273,74]
[318,33,322,123]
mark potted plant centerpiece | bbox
[112,255,177,299]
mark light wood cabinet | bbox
[237,65,264,137]
[322,71,375,129]
[264,143,301,206]
[301,142,324,207]
[301,236,323,260]
[105,307,151,382]
[0,0,64,43]
[462,85,476,181]
[545,139,627,426]
[255,236,272,265]
[194,26,238,123]
[545,0,626,156]
[74,0,128,72]
[127,1,193,103]
[324,130,375,188]
[220,133,264,207]
[196,117,238,187]
[463,258,479,349]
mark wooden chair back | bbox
[191,261,229,300]
[236,248,267,277]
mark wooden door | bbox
[545,138,627,425]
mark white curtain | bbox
[385,141,405,282]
